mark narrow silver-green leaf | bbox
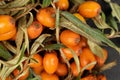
[93,15,115,37]
[105,0,120,22]
[43,44,65,51]
[60,11,120,53]
[26,12,34,27]
[0,43,12,60]
[69,48,80,74]
[30,34,51,54]
[42,0,51,8]
[81,61,97,72]
[88,40,104,58]
[55,8,60,43]
[2,41,16,54]
[108,15,118,31]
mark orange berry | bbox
[55,0,69,10]
[56,62,68,76]
[40,71,59,80]
[0,76,12,80]
[0,27,16,41]
[78,36,88,48]
[13,68,29,80]
[73,13,86,23]
[78,1,101,18]
[79,48,96,70]
[0,15,16,41]
[5,76,12,80]
[43,52,59,74]
[60,29,81,48]
[32,66,43,75]
[61,45,81,60]
[36,7,55,28]
[29,53,43,68]
[95,48,108,67]
[27,21,43,39]
[70,62,82,77]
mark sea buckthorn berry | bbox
[29,53,43,68]
[95,48,108,67]
[70,62,82,77]
[0,76,12,80]
[40,71,59,80]
[60,29,81,48]
[61,45,82,60]
[56,62,68,76]
[78,1,101,18]
[73,13,86,23]
[43,52,59,74]
[32,66,43,75]
[27,21,43,39]
[79,48,96,70]
[36,7,55,28]
[13,68,29,80]
[0,15,16,41]
[55,0,69,10]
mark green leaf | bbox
[88,40,104,58]
[81,61,97,72]
[42,0,51,8]
[0,43,12,60]
[105,0,120,22]
[55,8,60,43]
[68,48,80,75]
[17,43,26,63]
[43,44,65,51]
[60,11,120,53]
[101,11,106,21]
[108,15,118,31]
[30,34,51,54]
[92,15,115,37]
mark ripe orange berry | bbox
[36,7,55,28]
[78,36,88,48]
[78,1,101,18]
[79,48,96,70]
[29,53,43,68]
[60,29,81,48]
[27,21,43,39]
[40,71,59,80]
[0,15,16,41]
[13,68,29,80]
[0,76,12,80]
[95,48,108,67]
[43,52,59,74]
[61,45,81,60]
[70,62,82,77]
[56,62,68,76]
[55,0,69,10]
[32,66,43,75]
[73,13,86,23]
[5,76,12,80]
